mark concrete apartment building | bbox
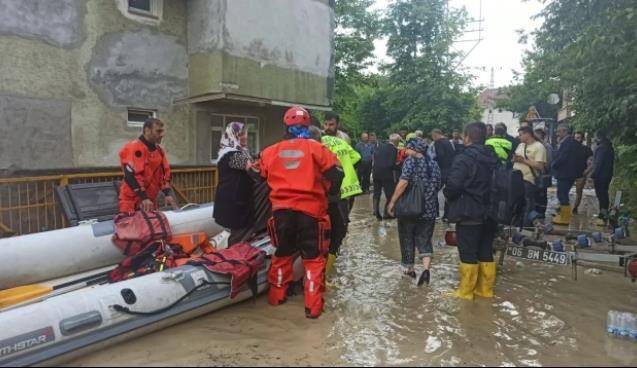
[0,0,335,172]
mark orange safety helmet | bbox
[284,106,310,127]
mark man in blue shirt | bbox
[355,132,375,193]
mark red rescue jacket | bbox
[259,138,339,219]
[119,137,171,213]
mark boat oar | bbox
[0,268,112,310]
[0,284,54,309]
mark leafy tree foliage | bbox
[506,0,637,211]
[331,0,480,139]
[332,0,381,134]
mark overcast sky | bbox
[369,0,546,88]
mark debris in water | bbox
[425,336,442,353]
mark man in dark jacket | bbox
[444,122,499,301]
[355,132,375,193]
[591,130,615,226]
[551,124,583,225]
[573,132,594,215]
[431,129,455,182]
[432,129,456,219]
[450,129,465,153]
[372,134,401,220]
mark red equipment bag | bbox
[108,241,189,283]
[187,242,265,299]
[112,210,172,256]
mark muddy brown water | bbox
[69,193,637,367]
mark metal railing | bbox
[0,167,218,236]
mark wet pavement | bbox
[69,192,637,367]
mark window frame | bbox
[127,0,160,19]
[127,108,157,129]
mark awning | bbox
[174,93,332,111]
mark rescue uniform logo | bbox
[278,150,305,170]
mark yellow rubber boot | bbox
[454,263,479,300]
[552,206,572,226]
[325,253,337,276]
[474,262,496,298]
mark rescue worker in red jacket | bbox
[258,106,344,319]
[118,118,177,213]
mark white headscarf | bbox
[217,122,248,162]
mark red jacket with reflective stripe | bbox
[259,138,338,219]
[118,139,171,212]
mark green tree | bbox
[508,0,637,211]
[332,0,381,135]
[331,0,480,141]
[377,0,480,134]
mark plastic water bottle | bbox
[608,310,637,340]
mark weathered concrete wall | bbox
[0,0,86,48]
[0,95,73,170]
[188,0,332,77]
[87,29,188,111]
[187,0,335,106]
[0,0,192,170]
[0,0,334,172]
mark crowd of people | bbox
[117,107,615,319]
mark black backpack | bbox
[487,164,525,225]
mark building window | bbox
[210,114,260,163]
[127,108,157,128]
[128,0,159,18]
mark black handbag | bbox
[395,180,425,219]
[523,144,552,189]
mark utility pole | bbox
[487,67,495,124]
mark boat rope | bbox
[111,280,231,317]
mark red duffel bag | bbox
[187,242,265,299]
[112,210,172,256]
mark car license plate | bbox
[506,246,571,265]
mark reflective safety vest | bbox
[486,137,513,164]
[321,135,362,199]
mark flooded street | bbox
[69,194,637,367]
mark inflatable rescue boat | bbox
[0,201,288,367]
[0,236,277,367]
[0,204,223,290]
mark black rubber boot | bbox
[373,198,382,221]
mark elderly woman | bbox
[213,122,255,245]
[387,139,442,286]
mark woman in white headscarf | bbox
[213,122,255,245]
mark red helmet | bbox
[284,106,310,127]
